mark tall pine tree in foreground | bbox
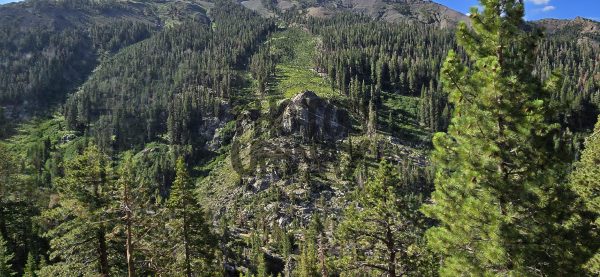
[116,153,137,277]
[40,145,117,276]
[167,158,216,276]
[423,0,586,275]
[569,116,600,275]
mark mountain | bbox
[243,0,468,28]
[0,0,211,117]
[0,0,598,276]
[534,16,600,48]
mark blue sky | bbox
[0,0,598,21]
[435,0,599,21]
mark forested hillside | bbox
[0,0,598,276]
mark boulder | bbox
[281,91,350,141]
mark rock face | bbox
[533,17,600,48]
[282,91,350,142]
[339,0,468,28]
[243,0,468,28]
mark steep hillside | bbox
[243,0,468,28]
[0,0,210,118]
[0,0,598,276]
[534,16,600,48]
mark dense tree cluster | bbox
[535,38,600,132]
[36,145,218,276]
[305,14,599,135]
[307,14,456,132]
[569,116,600,275]
[0,0,599,276]
[337,160,434,276]
[64,1,275,153]
[0,0,155,113]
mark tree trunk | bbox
[126,215,134,277]
[124,183,135,277]
[183,211,192,277]
[386,224,396,277]
[318,235,328,277]
[97,228,110,277]
[0,204,8,242]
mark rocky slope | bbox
[0,0,211,31]
[198,90,429,235]
[534,16,600,48]
[243,0,468,28]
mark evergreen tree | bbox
[40,145,117,277]
[423,1,585,275]
[338,160,428,276]
[116,153,136,277]
[313,215,328,277]
[0,142,15,242]
[296,235,318,277]
[569,116,600,275]
[294,215,326,277]
[168,158,216,276]
[367,99,377,137]
[0,236,15,277]
[23,252,37,277]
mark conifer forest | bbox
[0,0,598,276]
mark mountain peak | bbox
[243,0,468,28]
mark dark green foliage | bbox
[23,252,37,277]
[0,0,155,113]
[64,1,275,153]
[168,158,217,276]
[115,152,137,277]
[0,236,16,277]
[0,0,597,276]
[537,39,600,132]
[250,44,277,95]
[308,13,599,138]
[308,14,455,135]
[0,141,48,276]
[570,117,600,275]
[423,1,588,275]
[337,160,433,276]
[294,215,325,277]
[40,145,117,276]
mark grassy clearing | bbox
[261,27,429,143]
[381,92,431,145]
[267,28,337,99]
[6,115,83,156]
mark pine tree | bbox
[256,254,268,277]
[296,234,318,277]
[294,215,327,277]
[117,153,136,277]
[367,99,377,137]
[0,236,15,277]
[0,142,15,242]
[40,145,116,276]
[338,160,427,276]
[168,158,216,276]
[569,116,600,275]
[314,215,328,277]
[23,252,37,277]
[422,1,584,275]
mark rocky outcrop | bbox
[533,17,600,48]
[281,91,350,142]
[243,0,468,28]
